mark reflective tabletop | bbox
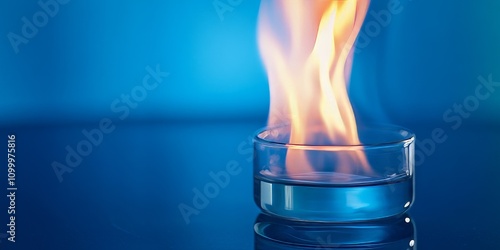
[1,120,499,249]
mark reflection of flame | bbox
[258,0,372,177]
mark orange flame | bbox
[258,0,372,178]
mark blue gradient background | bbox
[1,0,499,125]
[0,0,500,249]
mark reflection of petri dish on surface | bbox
[254,213,416,250]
